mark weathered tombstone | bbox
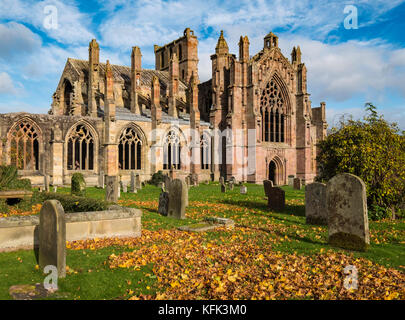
[263,180,273,198]
[39,200,66,278]
[44,175,50,192]
[293,177,302,190]
[288,175,295,187]
[185,175,191,187]
[305,182,327,225]
[158,191,169,216]
[167,179,188,219]
[327,173,369,251]
[190,173,198,186]
[267,187,285,211]
[52,186,57,193]
[121,181,128,193]
[98,171,105,188]
[105,176,118,202]
[135,174,141,190]
[230,176,237,185]
[71,173,86,196]
[240,185,247,194]
[130,172,136,193]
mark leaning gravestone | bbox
[105,176,118,202]
[39,200,66,278]
[71,173,86,197]
[263,180,273,198]
[267,187,285,211]
[293,177,302,190]
[167,179,188,219]
[327,173,369,251]
[305,182,327,225]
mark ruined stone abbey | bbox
[0,28,327,186]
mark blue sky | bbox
[0,0,404,129]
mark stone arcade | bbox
[0,28,327,186]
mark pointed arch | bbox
[117,123,148,171]
[65,121,98,171]
[162,126,186,170]
[267,155,285,186]
[7,117,42,171]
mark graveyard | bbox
[0,181,404,300]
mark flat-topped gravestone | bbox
[267,187,285,211]
[44,175,50,192]
[305,182,327,225]
[263,180,273,197]
[327,173,369,251]
[293,177,301,190]
[135,174,141,190]
[288,175,295,187]
[121,181,128,193]
[105,176,118,202]
[240,185,247,194]
[167,179,188,219]
[39,200,66,278]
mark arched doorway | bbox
[268,160,276,184]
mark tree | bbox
[316,103,405,219]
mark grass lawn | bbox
[0,183,404,300]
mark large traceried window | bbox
[9,120,40,170]
[200,134,211,170]
[260,79,286,143]
[163,130,181,170]
[118,127,142,170]
[67,124,95,170]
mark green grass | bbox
[0,182,403,299]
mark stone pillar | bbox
[168,53,179,118]
[50,123,63,186]
[189,75,201,176]
[39,200,66,278]
[151,76,162,173]
[88,39,99,117]
[130,46,142,114]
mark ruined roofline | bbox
[154,28,197,53]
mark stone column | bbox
[50,123,64,186]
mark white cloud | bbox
[0,0,94,45]
[0,72,22,95]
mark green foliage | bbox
[0,165,31,191]
[40,192,110,213]
[368,205,390,221]
[71,173,86,197]
[317,103,405,218]
[149,170,165,186]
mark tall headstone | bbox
[267,187,285,211]
[158,191,169,216]
[327,173,369,251]
[305,182,327,225]
[263,180,273,198]
[98,171,105,188]
[121,181,128,193]
[105,176,118,202]
[288,175,295,187]
[167,179,188,219]
[44,175,50,192]
[135,174,141,190]
[293,177,302,190]
[130,172,136,193]
[39,200,66,278]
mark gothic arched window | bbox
[200,134,211,170]
[118,127,142,170]
[9,120,40,170]
[163,130,181,170]
[260,79,286,142]
[67,124,95,170]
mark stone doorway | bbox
[267,156,285,185]
[268,160,276,184]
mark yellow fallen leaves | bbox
[99,229,405,300]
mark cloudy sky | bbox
[0,0,404,129]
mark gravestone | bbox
[240,185,247,194]
[135,174,142,190]
[121,181,128,193]
[158,191,169,216]
[190,173,198,186]
[167,179,188,219]
[327,173,369,251]
[263,180,273,197]
[39,200,66,278]
[230,176,237,185]
[288,175,295,187]
[52,186,57,193]
[44,175,50,192]
[98,171,105,188]
[305,182,327,225]
[130,172,136,193]
[105,176,118,202]
[228,181,234,190]
[220,177,226,193]
[267,187,285,211]
[293,178,302,190]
